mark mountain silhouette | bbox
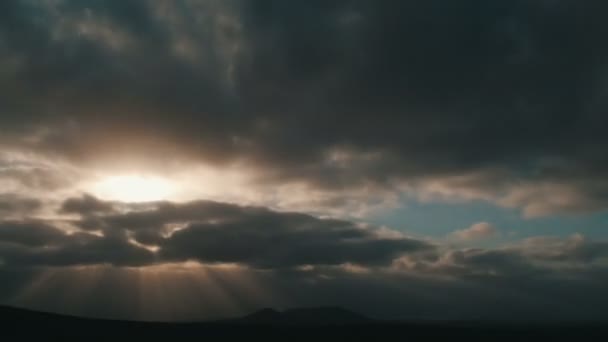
[228,306,371,325]
[236,307,283,323]
[1,304,607,341]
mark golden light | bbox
[91,175,175,202]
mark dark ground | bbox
[1,305,607,341]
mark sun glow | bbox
[92,175,175,202]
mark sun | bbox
[91,175,175,202]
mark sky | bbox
[1,0,608,321]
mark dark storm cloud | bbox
[2,1,608,214]
[60,194,116,215]
[0,0,241,161]
[237,0,608,178]
[161,220,426,268]
[3,196,608,274]
[0,218,155,267]
[0,196,432,268]
[55,196,433,268]
[0,196,607,320]
[0,232,156,268]
[3,1,608,323]
[46,234,155,267]
[0,221,66,247]
[0,195,41,217]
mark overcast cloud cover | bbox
[1,0,608,321]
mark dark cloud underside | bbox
[0,196,607,320]
[0,1,607,214]
[0,196,432,268]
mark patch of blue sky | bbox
[367,198,608,243]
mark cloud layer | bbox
[0,196,607,320]
[2,0,608,321]
[1,0,608,214]
[2,196,432,268]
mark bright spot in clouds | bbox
[91,175,175,202]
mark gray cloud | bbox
[398,233,608,278]
[0,154,72,193]
[2,1,608,322]
[0,221,67,248]
[0,196,606,320]
[161,220,427,268]
[518,234,608,264]
[0,219,155,267]
[2,195,607,276]
[0,1,608,214]
[0,232,156,268]
[0,196,433,268]
[60,194,116,215]
[0,195,42,218]
[449,222,498,241]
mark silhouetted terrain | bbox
[1,305,607,341]
[227,306,371,325]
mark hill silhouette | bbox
[1,304,607,341]
[227,306,371,325]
